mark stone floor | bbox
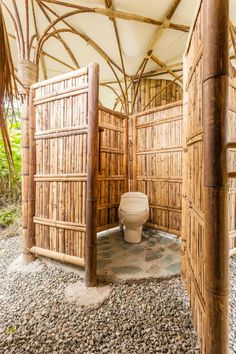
[97,227,181,282]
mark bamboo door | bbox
[29,65,99,284]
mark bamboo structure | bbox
[182,0,229,353]
[131,79,182,114]
[130,101,183,236]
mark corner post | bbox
[18,59,38,263]
[203,1,229,353]
[86,63,99,287]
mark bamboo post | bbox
[86,63,99,287]
[203,1,229,353]
[18,59,38,262]
[28,87,36,259]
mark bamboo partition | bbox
[97,106,128,231]
[130,101,183,236]
[131,79,183,114]
[182,0,229,353]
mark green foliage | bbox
[0,204,21,227]
[0,110,21,206]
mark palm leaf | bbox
[0,4,17,171]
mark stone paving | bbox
[97,227,181,282]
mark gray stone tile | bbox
[145,250,163,262]
[165,262,181,274]
[111,266,142,274]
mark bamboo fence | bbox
[130,101,183,236]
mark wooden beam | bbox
[203,0,229,353]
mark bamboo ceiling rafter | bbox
[104,0,129,113]
[2,0,194,110]
[31,0,47,79]
[36,0,80,69]
[37,1,127,111]
[40,0,190,33]
[131,0,183,113]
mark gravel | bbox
[0,235,235,354]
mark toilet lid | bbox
[120,201,147,214]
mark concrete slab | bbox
[64,280,111,309]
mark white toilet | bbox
[118,192,149,243]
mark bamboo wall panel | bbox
[32,68,89,265]
[182,2,205,351]
[97,107,128,231]
[228,80,236,256]
[131,101,183,236]
[131,79,183,114]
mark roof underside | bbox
[2,0,236,110]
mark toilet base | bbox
[124,226,142,243]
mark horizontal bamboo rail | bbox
[30,246,85,267]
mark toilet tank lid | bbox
[121,192,148,199]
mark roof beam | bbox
[40,0,190,33]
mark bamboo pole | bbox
[203,0,229,353]
[28,87,36,260]
[18,60,38,262]
[30,246,85,266]
[86,63,99,287]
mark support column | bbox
[18,59,38,263]
[85,63,99,287]
[203,1,229,353]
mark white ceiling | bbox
[2,0,236,109]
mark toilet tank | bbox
[119,192,149,213]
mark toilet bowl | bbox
[118,192,149,243]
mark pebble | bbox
[0,236,235,353]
